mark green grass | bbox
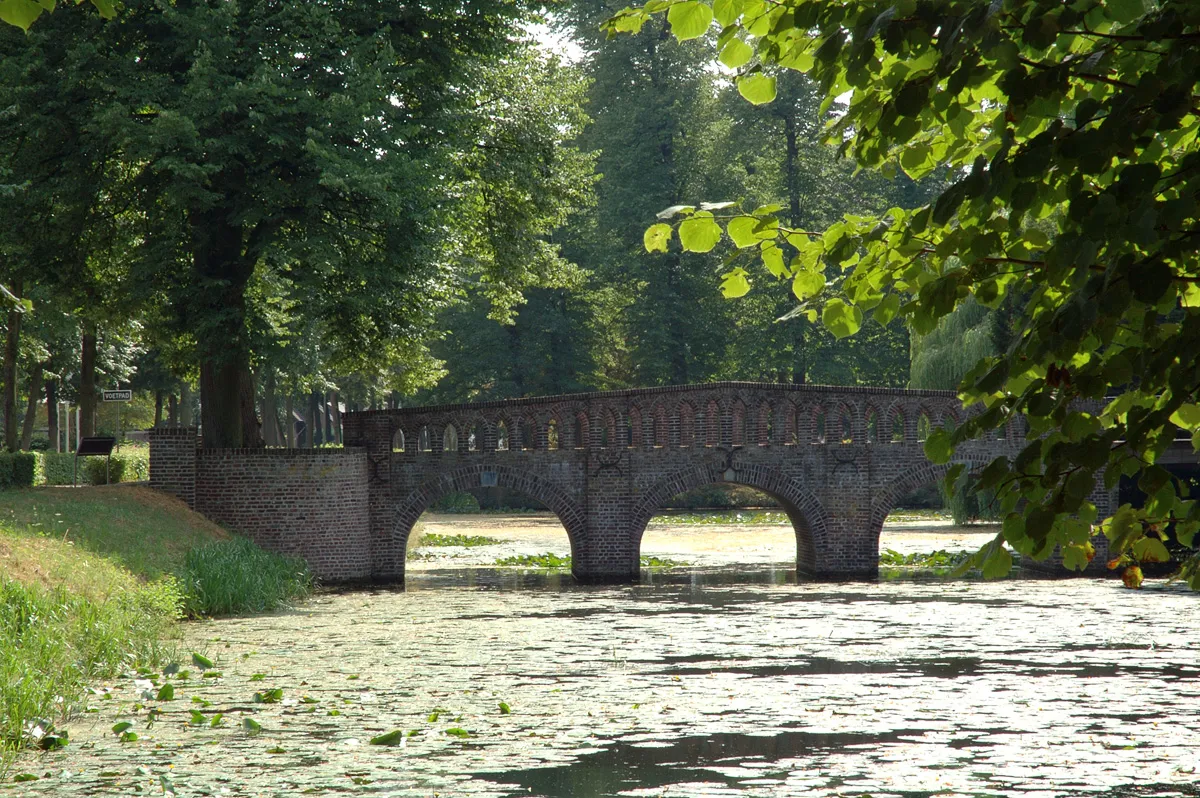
[0,486,313,772]
[420,533,501,547]
[494,553,687,569]
[180,537,312,617]
[0,528,183,773]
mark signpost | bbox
[102,388,132,448]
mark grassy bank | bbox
[0,486,312,771]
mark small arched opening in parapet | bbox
[678,402,696,448]
[758,403,773,446]
[630,464,831,579]
[443,424,459,453]
[467,421,481,452]
[837,405,854,444]
[865,407,880,444]
[574,412,588,449]
[812,406,827,444]
[389,465,587,584]
[418,426,431,453]
[871,455,1001,573]
[731,400,748,447]
[496,420,510,451]
[392,428,406,453]
[518,417,535,451]
[547,418,560,451]
[888,407,906,443]
[601,409,616,448]
[917,410,933,442]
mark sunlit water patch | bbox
[7,522,1200,797]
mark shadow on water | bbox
[474,728,926,798]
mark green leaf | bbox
[1107,0,1144,24]
[111,721,133,735]
[737,73,777,105]
[156,683,174,701]
[1132,537,1171,563]
[791,270,824,301]
[242,717,263,735]
[923,428,953,464]
[369,729,406,746]
[88,0,115,19]
[873,293,900,325]
[191,653,213,669]
[253,688,284,704]
[643,223,672,253]
[719,39,753,70]
[498,701,511,715]
[726,217,755,248]
[760,243,787,278]
[0,0,45,31]
[667,1,713,41]
[444,727,472,738]
[821,298,863,338]
[719,268,752,298]
[678,214,722,252]
[981,546,1013,579]
[210,713,224,727]
[1170,404,1200,429]
[713,0,743,27]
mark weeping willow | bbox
[908,297,1003,391]
[910,297,1006,522]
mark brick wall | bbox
[148,427,372,582]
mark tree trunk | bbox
[324,390,335,444]
[154,391,164,427]
[191,204,263,448]
[260,368,280,446]
[330,390,342,445]
[285,393,295,448]
[46,377,59,452]
[20,364,40,450]
[168,393,178,425]
[306,391,318,448]
[78,319,97,439]
[3,279,22,451]
[180,383,193,426]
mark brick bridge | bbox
[337,381,1104,583]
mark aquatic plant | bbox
[180,537,312,617]
[420,533,502,547]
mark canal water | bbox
[9,515,1200,797]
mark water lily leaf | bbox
[156,683,174,701]
[498,701,511,715]
[210,713,224,727]
[253,688,283,704]
[369,729,406,746]
[242,717,263,735]
[111,722,133,735]
[191,653,213,669]
[444,727,471,738]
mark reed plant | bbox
[179,537,313,617]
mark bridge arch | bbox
[868,454,996,535]
[630,464,831,575]
[390,464,588,569]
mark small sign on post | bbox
[102,390,132,402]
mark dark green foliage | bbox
[180,537,312,618]
[430,492,482,514]
[34,451,148,486]
[0,453,35,489]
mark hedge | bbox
[0,452,37,489]
[33,449,150,487]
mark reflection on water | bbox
[12,560,1200,798]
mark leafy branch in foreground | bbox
[608,0,1200,586]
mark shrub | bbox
[0,453,37,490]
[180,537,312,618]
[431,491,480,513]
[35,449,150,486]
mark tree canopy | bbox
[606,0,1200,587]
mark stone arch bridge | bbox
[341,381,1068,583]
